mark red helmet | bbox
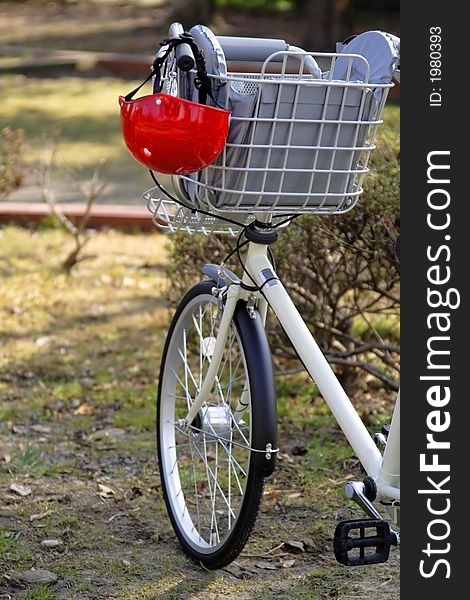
[119,93,230,175]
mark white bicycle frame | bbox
[183,239,400,519]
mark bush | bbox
[0,127,25,201]
[166,111,399,397]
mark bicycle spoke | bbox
[171,368,193,405]
[178,346,200,396]
[189,428,202,539]
[230,414,251,448]
[202,430,219,544]
[191,312,227,405]
[182,329,191,410]
[192,436,237,521]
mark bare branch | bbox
[38,140,77,236]
[326,356,400,391]
[37,138,106,273]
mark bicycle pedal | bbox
[333,519,397,566]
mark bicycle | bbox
[121,22,400,570]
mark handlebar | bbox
[169,24,291,68]
[217,36,288,62]
[169,22,195,72]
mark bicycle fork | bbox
[180,273,277,465]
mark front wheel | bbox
[157,281,277,569]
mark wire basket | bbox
[173,51,392,215]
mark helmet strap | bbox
[123,70,155,103]
[123,33,222,108]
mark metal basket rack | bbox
[145,192,252,236]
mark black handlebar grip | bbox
[175,43,195,71]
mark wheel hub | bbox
[200,404,232,437]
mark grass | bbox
[0,527,34,569]
[0,75,150,203]
[7,444,53,477]
[0,77,130,168]
[24,588,56,600]
[0,227,399,597]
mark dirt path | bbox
[0,228,399,599]
[1,420,399,599]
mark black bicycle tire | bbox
[156,280,277,569]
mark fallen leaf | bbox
[107,507,140,523]
[262,489,284,499]
[9,483,32,497]
[16,568,58,586]
[98,484,115,499]
[286,492,302,499]
[255,561,279,570]
[284,540,305,553]
[17,370,34,380]
[89,428,125,441]
[31,424,52,434]
[3,495,22,504]
[41,539,63,548]
[124,486,143,502]
[74,404,95,416]
[290,444,308,456]
[3,454,11,464]
[35,336,57,347]
[11,425,28,435]
[122,276,136,287]
[222,564,245,579]
[279,558,296,568]
[29,510,54,522]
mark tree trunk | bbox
[170,0,216,29]
[301,0,353,51]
